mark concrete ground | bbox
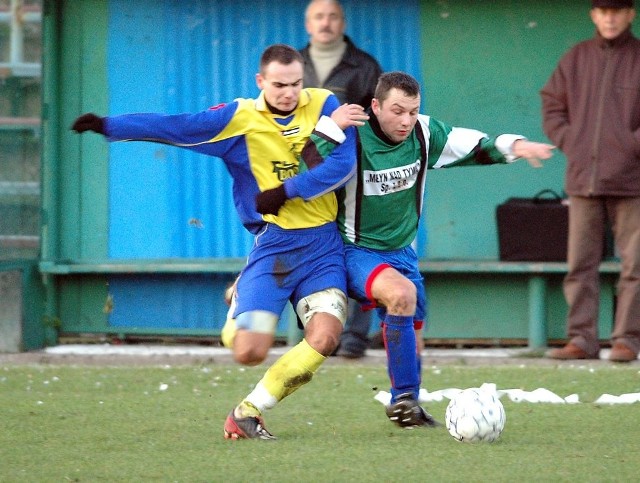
[0,344,635,366]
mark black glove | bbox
[256,185,288,215]
[72,113,105,134]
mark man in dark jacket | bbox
[541,0,640,362]
[300,0,382,109]
[300,0,383,358]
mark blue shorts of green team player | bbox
[344,243,427,329]
[233,222,348,331]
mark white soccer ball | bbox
[445,387,506,443]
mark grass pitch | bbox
[1,362,639,482]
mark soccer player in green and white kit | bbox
[310,71,555,427]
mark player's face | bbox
[591,7,636,40]
[256,61,304,112]
[305,0,345,45]
[372,88,420,144]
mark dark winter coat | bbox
[541,28,640,196]
[300,35,382,109]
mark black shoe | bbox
[385,393,440,428]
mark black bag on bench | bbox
[496,189,568,262]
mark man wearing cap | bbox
[541,0,640,362]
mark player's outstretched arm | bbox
[511,139,556,168]
[71,104,238,150]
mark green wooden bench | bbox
[39,258,248,274]
[39,258,622,348]
[418,260,620,348]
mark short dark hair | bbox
[374,72,420,103]
[592,0,633,8]
[260,44,304,75]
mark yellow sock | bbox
[220,290,238,348]
[220,317,236,349]
[241,339,325,414]
[235,400,261,419]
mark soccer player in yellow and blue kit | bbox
[72,44,369,440]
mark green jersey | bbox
[336,114,522,250]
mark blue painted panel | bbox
[108,274,223,329]
[107,0,422,259]
[108,274,291,335]
[105,0,422,330]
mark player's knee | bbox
[232,313,276,365]
[305,314,343,356]
[233,344,269,366]
[306,330,341,356]
[384,281,417,314]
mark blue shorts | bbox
[234,222,346,318]
[344,243,427,327]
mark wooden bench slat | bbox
[39,259,621,275]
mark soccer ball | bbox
[445,387,506,443]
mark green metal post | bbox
[528,276,547,349]
[41,0,61,345]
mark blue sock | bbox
[383,315,419,403]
